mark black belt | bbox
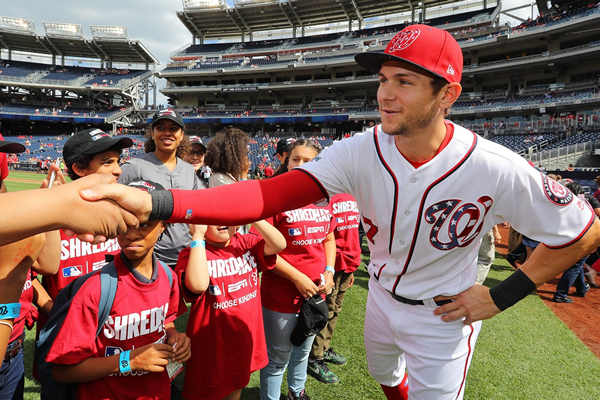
[389,291,454,307]
[4,332,25,363]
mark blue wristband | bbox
[190,240,205,249]
[119,350,132,373]
[0,303,21,320]
[325,266,335,275]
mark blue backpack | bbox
[34,257,173,400]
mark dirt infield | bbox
[496,225,600,358]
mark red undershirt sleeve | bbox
[167,169,328,225]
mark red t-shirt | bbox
[260,203,335,314]
[331,194,362,273]
[10,269,35,342]
[43,231,121,300]
[0,133,9,181]
[46,252,182,400]
[175,233,275,400]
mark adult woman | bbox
[119,109,199,268]
[259,139,335,400]
[204,128,250,187]
[182,135,208,188]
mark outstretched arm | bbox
[81,169,326,226]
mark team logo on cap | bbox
[388,28,421,53]
[160,109,176,117]
[541,175,573,206]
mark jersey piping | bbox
[392,131,478,294]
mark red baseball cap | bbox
[355,24,463,84]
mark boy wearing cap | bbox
[40,128,134,302]
[84,25,600,400]
[276,138,295,165]
[119,109,200,268]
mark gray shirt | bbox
[119,152,200,265]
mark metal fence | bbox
[526,140,595,165]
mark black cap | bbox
[127,179,164,192]
[63,128,133,170]
[290,295,329,346]
[188,135,206,150]
[276,138,295,156]
[0,140,25,154]
[151,109,184,128]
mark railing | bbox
[526,140,594,165]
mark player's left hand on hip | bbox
[433,283,501,325]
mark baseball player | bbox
[82,25,600,400]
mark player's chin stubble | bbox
[383,100,439,137]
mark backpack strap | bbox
[157,259,173,287]
[96,261,119,338]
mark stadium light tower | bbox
[43,21,85,38]
[91,25,129,40]
[183,0,224,9]
[0,16,36,34]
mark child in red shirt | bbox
[175,220,285,400]
[259,139,336,400]
[46,181,191,400]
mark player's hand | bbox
[56,174,139,243]
[167,332,192,363]
[294,273,319,300]
[79,179,153,225]
[129,344,173,373]
[432,283,501,325]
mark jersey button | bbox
[411,178,417,183]
[394,260,400,265]
[399,240,405,245]
[405,211,411,215]
[385,278,390,282]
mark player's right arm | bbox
[53,343,174,383]
[81,169,325,227]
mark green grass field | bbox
[8,171,600,399]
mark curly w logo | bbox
[425,196,493,251]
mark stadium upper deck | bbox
[0,18,158,128]
[160,1,600,136]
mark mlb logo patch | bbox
[105,346,123,357]
[336,217,345,223]
[209,285,222,296]
[288,228,302,236]
[62,266,83,278]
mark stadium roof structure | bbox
[177,0,456,40]
[0,16,158,65]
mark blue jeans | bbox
[260,307,315,400]
[555,257,588,298]
[0,349,24,400]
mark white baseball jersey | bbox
[299,122,594,300]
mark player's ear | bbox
[439,82,462,109]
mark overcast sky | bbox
[2,0,537,106]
